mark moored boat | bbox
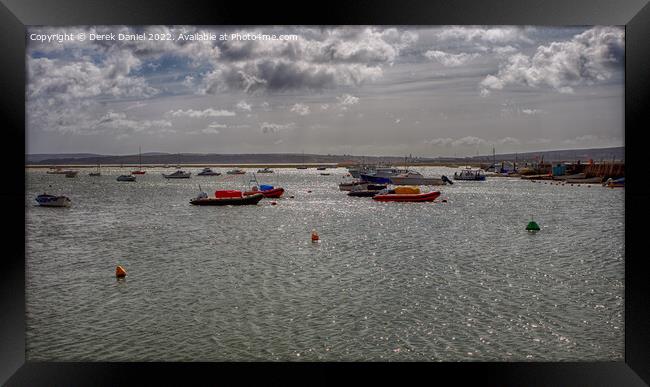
[226,168,246,175]
[197,167,221,176]
[131,146,146,174]
[389,171,452,185]
[243,184,285,198]
[257,167,274,173]
[603,177,624,188]
[360,167,409,184]
[190,190,264,206]
[117,174,136,182]
[65,171,79,178]
[89,164,101,176]
[339,180,368,191]
[453,167,486,181]
[348,189,382,197]
[163,170,191,179]
[372,186,441,202]
[35,193,71,207]
[46,167,67,174]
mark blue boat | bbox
[360,167,408,184]
[35,194,71,207]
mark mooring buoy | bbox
[116,265,127,278]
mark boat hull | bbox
[373,191,441,202]
[117,175,136,181]
[360,174,392,184]
[190,193,264,206]
[348,190,381,197]
[243,187,284,198]
[197,172,221,176]
[163,174,191,179]
[131,171,146,175]
[389,176,445,185]
[35,195,71,207]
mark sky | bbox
[26,26,624,157]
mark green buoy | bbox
[526,216,540,231]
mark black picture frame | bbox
[2,0,649,385]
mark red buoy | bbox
[116,265,127,278]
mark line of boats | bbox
[346,165,486,185]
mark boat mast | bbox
[139,146,142,170]
[492,146,495,171]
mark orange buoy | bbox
[311,229,320,242]
[116,265,127,278]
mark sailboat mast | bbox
[139,146,142,169]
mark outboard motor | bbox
[441,175,453,185]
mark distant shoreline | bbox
[25,162,479,169]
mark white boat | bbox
[389,171,452,186]
[360,167,409,184]
[35,193,71,207]
[197,168,221,176]
[89,164,101,176]
[163,170,191,179]
[226,169,246,175]
[46,167,67,174]
[117,175,136,182]
[257,167,274,173]
[453,167,486,181]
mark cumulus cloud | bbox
[424,50,480,67]
[480,26,624,95]
[452,136,487,147]
[28,55,157,102]
[260,122,296,134]
[290,103,311,116]
[425,138,454,146]
[435,26,533,45]
[168,108,236,118]
[497,137,521,145]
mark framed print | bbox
[1,0,649,385]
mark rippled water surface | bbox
[26,167,624,361]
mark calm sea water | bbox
[25,167,624,361]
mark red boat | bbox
[243,187,285,198]
[190,190,264,206]
[131,170,146,175]
[372,190,441,202]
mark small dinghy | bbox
[372,186,441,202]
[190,190,264,206]
[35,194,71,207]
[347,184,386,197]
[163,170,191,179]
[197,168,221,176]
[117,175,136,182]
